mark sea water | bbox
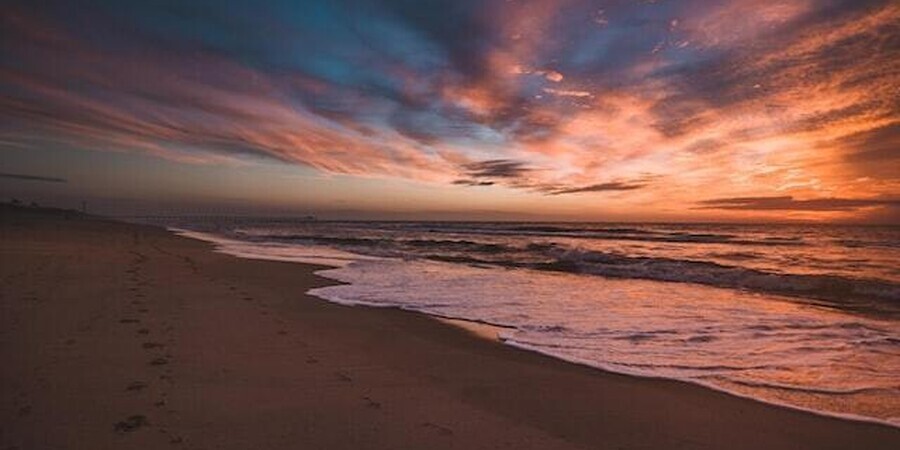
[157,219,900,426]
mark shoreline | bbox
[3,207,899,449]
[322,281,900,431]
[178,225,900,430]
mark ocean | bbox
[143,218,900,426]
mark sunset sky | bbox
[1,0,898,222]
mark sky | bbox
[1,0,898,222]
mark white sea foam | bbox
[171,228,371,267]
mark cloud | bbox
[0,5,456,181]
[461,159,533,179]
[0,172,66,183]
[696,196,900,211]
[542,88,592,98]
[549,181,649,195]
[544,70,564,82]
[0,0,897,220]
[452,179,495,187]
[840,124,900,180]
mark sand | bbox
[2,206,899,449]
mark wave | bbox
[507,225,654,234]
[238,233,900,313]
[433,252,900,314]
[725,378,892,396]
[269,222,810,246]
[411,225,808,246]
[248,234,510,256]
[543,248,899,310]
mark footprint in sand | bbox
[126,381,148,391]
[362,396,381,409]
[113,415,148,433]
[420,422,453,436]
[335,372,352,382]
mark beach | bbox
[2,207,899,450]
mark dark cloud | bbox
[0,172,66,183]
[549,181,649,196]
[696,196,900,211]
[649,0,899,138]
[841,124,900,173]
[461,159,532,179]
[683,138,725,155]
[452,179,495,187]
[374,0,497,79]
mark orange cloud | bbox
[1,0,897,221]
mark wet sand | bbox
[2,206,899,449]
